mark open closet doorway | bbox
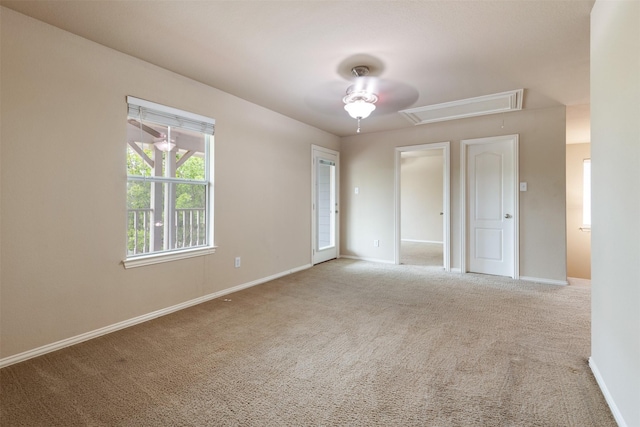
[395,142,450,270]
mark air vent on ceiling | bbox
[399,89,524,125]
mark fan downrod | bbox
[351,66,371,78]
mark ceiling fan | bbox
[152,134,176,152]
[305,59,419,133]
[128,119,175,152]
[342,66,380,133]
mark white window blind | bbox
[126,96,215,135]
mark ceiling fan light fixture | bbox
[153,134,176,152]
[344,98,377,119]
[343,86,378,118]
[154,140,176,152]
[342,66,379,132]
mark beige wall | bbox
[400,154,444,242]
[566,143,591,279]
[0,9,339,359]
[590,1,640,426]
[340,106,567,282]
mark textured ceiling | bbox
[2,0,593,137]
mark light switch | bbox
[520,182,528,192]
[355,187,359,195]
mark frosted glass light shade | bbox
[154,140,176,152]
[344,100,376,119]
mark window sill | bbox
[123,246,217,269]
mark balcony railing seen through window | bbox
[127,207,206,256]
[126,96,214,259]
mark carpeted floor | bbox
[1,259,614,426]
[400,241,443,267]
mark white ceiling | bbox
[2,0,593,138]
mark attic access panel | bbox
[399,89,523,125]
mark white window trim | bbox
[123,246,217,269]
[124,96,215,266]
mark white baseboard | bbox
[450,268,462,273]
[401,239,444,244]
[519,276,568,286]
[339,255,396,264]
[589,357,628,427]
[0,263,312,369]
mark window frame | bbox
[123,97,216,268]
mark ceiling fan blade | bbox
[305,81,352,116]
[304,73,419,118]
[127,119,162,138]
[373,79,420,114]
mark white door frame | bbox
[395,142,451,271]
[460,134,519,278]
[311,145,340,264]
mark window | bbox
[124,97,215,267]
[582,158,591,229]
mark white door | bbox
[312,147,339,264]
[466,136,517,277]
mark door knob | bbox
[505,214,512,219]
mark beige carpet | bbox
[1,259,614,426]
[400,241,443,267]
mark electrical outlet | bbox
[234,257,241,268]
[374,240,379,247]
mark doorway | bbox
[312,145,339,265]
[566,143,591,280]
[461,134,519,278]
[395,142,451,270]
